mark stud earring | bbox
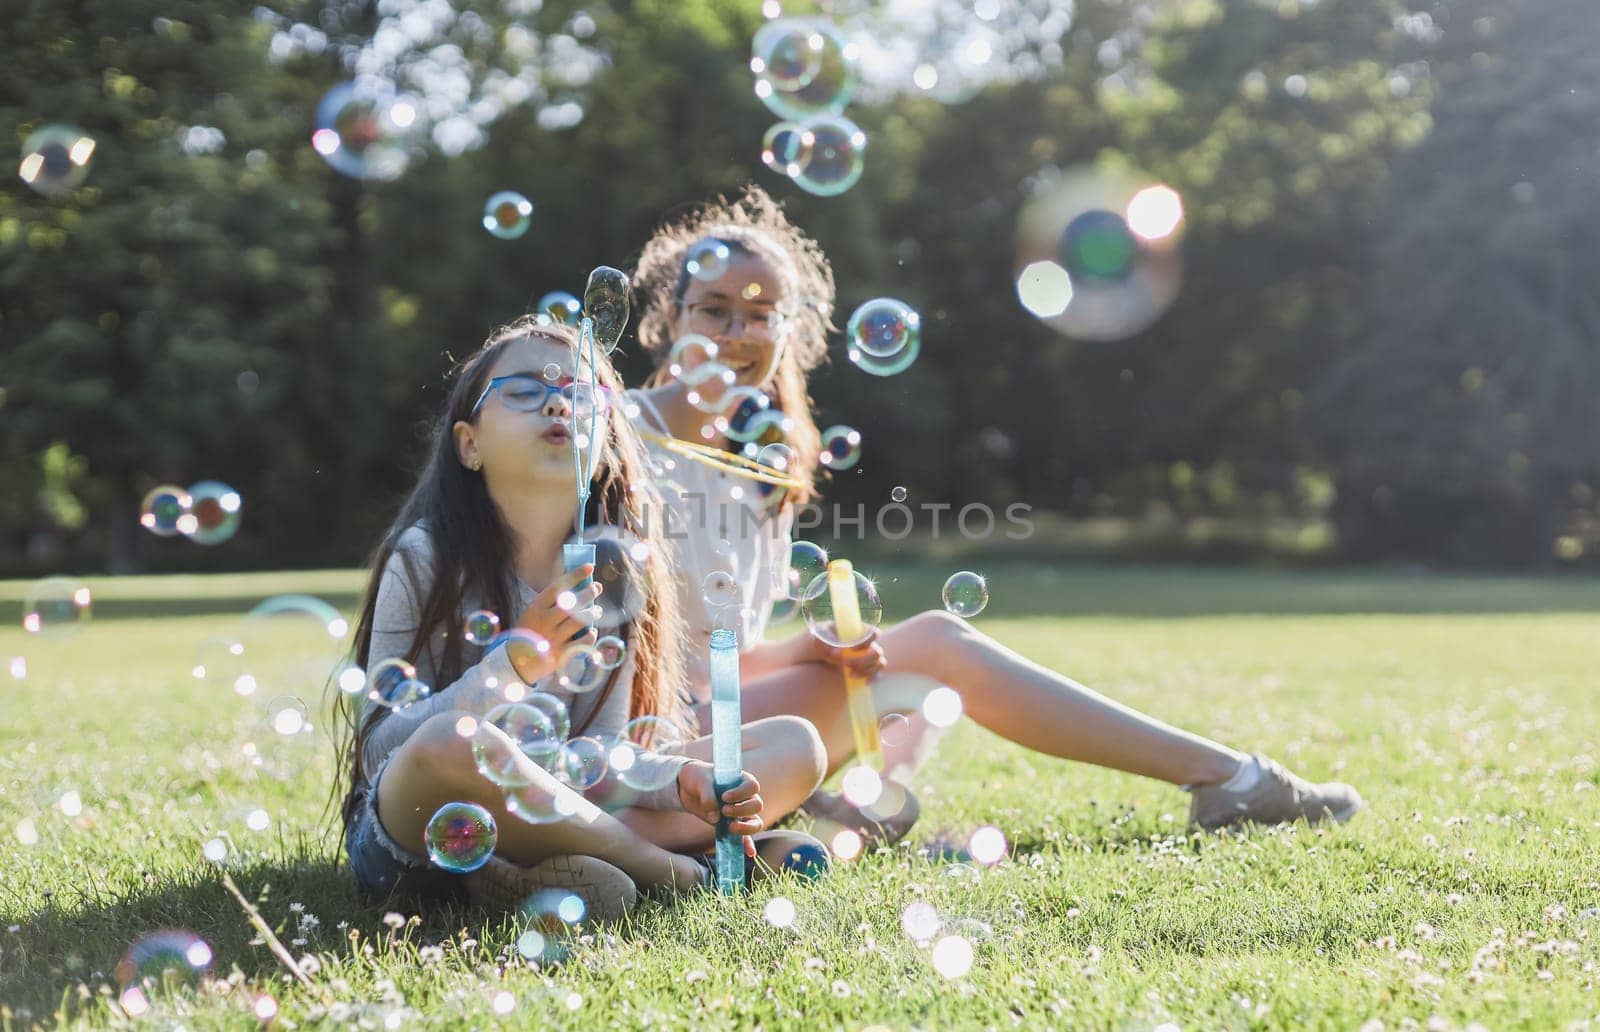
[470,458,482,471]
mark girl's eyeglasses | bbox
[470,375,614,419]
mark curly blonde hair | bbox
[630,184,837,506]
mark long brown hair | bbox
[630,184,836,506]
[331,316,690,835]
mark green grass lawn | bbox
[2,563,1598,1029]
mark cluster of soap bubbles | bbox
[752,19,868,197]
[1015,165,1186,341]
[181,595,351,787]
[469,692,687,825]
[139,481,243,546]
[311,79,418,181]
[899,900,994,980]
[517,887,591,966]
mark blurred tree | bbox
[1307,0,1600,565]
[1,0,338,572]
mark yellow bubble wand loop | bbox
[636,429,808,490]
[826,558,882,771]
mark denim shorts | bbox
[344,757,468,905]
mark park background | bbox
[6,0,1599,576]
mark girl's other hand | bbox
[807,627,886,681]
[507,564,602,682]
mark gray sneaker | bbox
[795,784,921,849]
[464,854,638,922]
[1188,754,1365,831]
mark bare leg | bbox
[614,714,827,852]
[737,612,1245,786]
[879,710,949,786]
[375,710,705,893]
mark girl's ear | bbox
[452,420,481,472]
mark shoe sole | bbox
[464,854,638,922]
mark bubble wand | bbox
[565,268,629,582]
[708,628,744,894]
[826,558,882,771]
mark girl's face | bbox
[670,252,791,390]
[454,334,607,487]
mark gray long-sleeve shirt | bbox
[359,524,689,810]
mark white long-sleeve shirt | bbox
[627,390,794,691]
[359,524,689,810]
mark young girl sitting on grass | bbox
[625,186,1364,846]
[334,316,829,919]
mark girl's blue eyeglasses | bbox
[470,375,613,419]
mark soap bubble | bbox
[365,657,430,711]
[611,715,686,791]
[846,298,921,376]
[667,334,719,379]
[820,425,861,470]
[841,764,883,808]
[793,115,866,197]
[524,691,572,741]
[878,712,911,747]
[464,610,501,646]
[474,702,561,785]
[702,570,742,609]
[901,902,941,943]
[755,19,858,122]
[922,686,964,728]
[22,577,92,635]
[594,634,626,670]
[761,122,814,177]
[183,480,242,545]
[18,124,96,196]
[751,22,825,91]
[777,541,830,599]
[684,362,737,413]
[140,485,191,537]
[238,595,348,698]
[1015,166,1186,341]
[800,567,882,648]
[847,298,919,359]
[589,529,651,632]
[755,442,797,477]
[764,896,797,928]
[424,801,497,873]
[311,80,415,181]
[516,887,586,964]
[582,266,630,354]
[116,930,212,1006]
[931,934,975,978]
[558,736,609,790]
[482,191,534,239]
[941,572,988,618]
[556,643,608,694]
[967,825,1008,866]
[685,238,732,281]
[727,404,788,446]
[536,291,583,326]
